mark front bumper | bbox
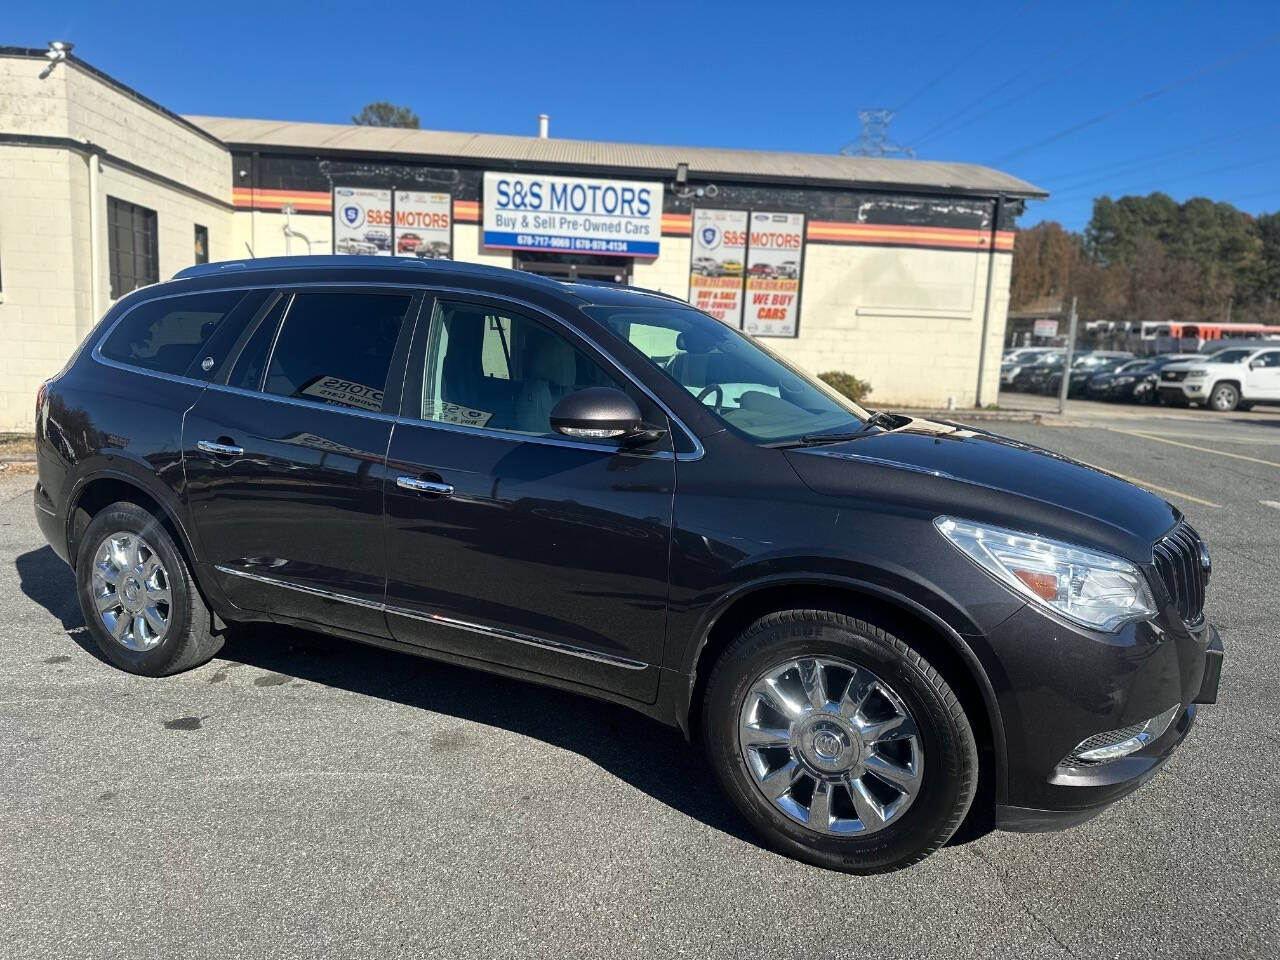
[983,604,1222,832]
[1158,380,1205,402]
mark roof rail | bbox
[562,277,688,303]
[171,255,568,289]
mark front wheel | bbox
[1208,382,1239,412]
[702,610,978,873]
[75,501,221,676]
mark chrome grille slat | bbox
[1152,524,1206,624]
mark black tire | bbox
[75,501,221,676]
[702,609,978,873]
[1208,382,1239,412]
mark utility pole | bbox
[1057,296,1079,416]
[839,109,916,158]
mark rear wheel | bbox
[76,501,221,676]
[702,609,978,873]
[1208,382,1239,412]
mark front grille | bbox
[1162,370,1187,382]
[1152,524,1207,623]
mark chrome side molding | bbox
[212,564,647,670]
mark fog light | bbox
[1066,703,1182,765]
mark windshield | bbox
[585,304,867,443]
[1203,348,1252,363]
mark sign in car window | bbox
[393,191,452,260]
[689,209,748,328]
[333,187,392,256]
[744,212,804,337]
[482,171,663,258]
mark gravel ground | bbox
[1,419,1277,959]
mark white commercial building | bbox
[0,46,1044,433]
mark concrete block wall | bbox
[0,53,236,432]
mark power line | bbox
[990,33,1280,166]
[907,0,1139,149]
[891,0,1043,115]
[1042,118,1280,191]
[1047,150,1280,204]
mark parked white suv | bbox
[1157,346,1280,411]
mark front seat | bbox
[515,335,577,434]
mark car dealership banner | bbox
[333,187,392,256]
[744,212,804,337]
[393,190,452,259]
[482,171,663,257]
[688,209,748,328]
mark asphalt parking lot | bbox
[2,408,1278,959]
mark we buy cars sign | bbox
[743,212,804,337]
[688,208,748,328]
[393,191,452,259]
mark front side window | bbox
[1256,351,1280,368]
[99,290,247,376]
[419,301,628,442]
[1207,349,1252,364]
[107,197,159,299]
[587,303,867,443]
[263,291,412,413]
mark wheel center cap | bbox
[813,731,844,760]
[122,578,141,607]
[796,717,859,775]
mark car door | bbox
[382,294,676,701]
[1247,350,1280,399]
[183,285,420,636]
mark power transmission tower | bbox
[840,109,916,158]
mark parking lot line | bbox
[1074,459,1222,508]
[1109,428,1280,470]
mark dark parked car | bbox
[1088,355,1198,403]
[1047,355,1131,397]
[34,257,1222,873]
[1012,354,1065,393]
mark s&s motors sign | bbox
[483,171,663,258]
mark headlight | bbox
[1113,376,1135,385]
[934,518,1156,631]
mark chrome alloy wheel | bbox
[738,657,923,835]
[90,531,172,651]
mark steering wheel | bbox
[695,383,724,413]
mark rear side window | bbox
[99,291,247,376]
[263,291,413,413]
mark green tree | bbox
[351,102,420,128]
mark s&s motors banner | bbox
[334,187,392,256]
[483,171,663,257]
[689,209,748,328]
[744,212,804,337]
[393,191,452,259]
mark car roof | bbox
[169,256,683,309]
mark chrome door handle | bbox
[197,440,244,457]
[396,476,454,496]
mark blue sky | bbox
[11,0,1280,231]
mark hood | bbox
[785,418,1179,560]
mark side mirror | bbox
[550,387,662,445]
[1249,360,1262,370]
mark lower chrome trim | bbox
[215,565,384,610]
[213,564,648,671]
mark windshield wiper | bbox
[790,411,900,447]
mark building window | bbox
[194,224,209,264]
[107,197,158,299]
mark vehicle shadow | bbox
[14,544,760,848]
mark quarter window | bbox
[99,290,248,376]
[262,291,412,413]
[419,301,629,442]
[107,197,159,299]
